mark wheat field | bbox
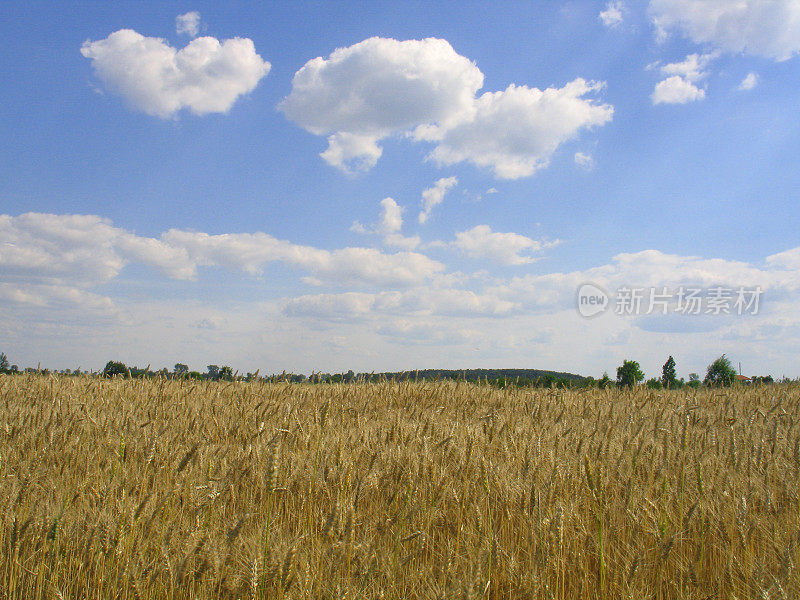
[0,374,798,599]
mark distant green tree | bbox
[597,372,613,389]
[616,360,644,388]
[206,365,220,380]
[661,356,678,389]
[218,366,233,381]
[704,355,737,387]
[646,377,662,390]
[0,352,9,373]
[534,375,557,388]
[687,373,701,389]
[102,360,128,378]
[174,363,189,377]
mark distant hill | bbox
[361,368,587,384]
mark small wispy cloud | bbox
[452,225,559,266]
[738,72,759,91]
[574,152,595,170]
[352,198,421,250]
[419,177,458,224]
[176,11,201,37]
[599,1,624,28]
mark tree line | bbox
[613,354,774,389]
[0,351,783,388]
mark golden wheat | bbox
[0,374,798,598]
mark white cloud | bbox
[0,282,116,313]
[375,320,480,345]
[283,291,381,320]
[6,213,800,377]
[349,221,369,235]
[427,80,613,179]
[379,198,421,250]
[0,213,184,285]
[660,52,717,82]
[377,197,403,235]
[160,230,441,286]
[766,247,800,270]
[380,234,424,252]
[651,75,705,104]
[490,248,800,315]
[0,213,126,316]
[419,176,458,224]
[81,29,270,118]
[280,37,613,178]
[175,12,201,37]
[651,52,716,105]
[281,37,482,136]
[609,249,776,288]
[397,288,519,317]
[599,1,625,28]
[279,37,483,172]
[574,151,595,169]
[115,234,196,279]
[320,133,383,173]
[453,225,557,265]
[739,72,759,90]
[352,198,421,250]
[283,288,519,321]
[649,0,800,61]
[278,243,800,375]
[0,213,445,301]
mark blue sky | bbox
[1,1,799,378]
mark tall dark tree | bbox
[661,356,678,389]
[704,354,737,386]
[206,365,220,380]
[0,352,9,373]
[616,360,644,388]
[174,363,189,377]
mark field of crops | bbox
[1,375,798,599]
